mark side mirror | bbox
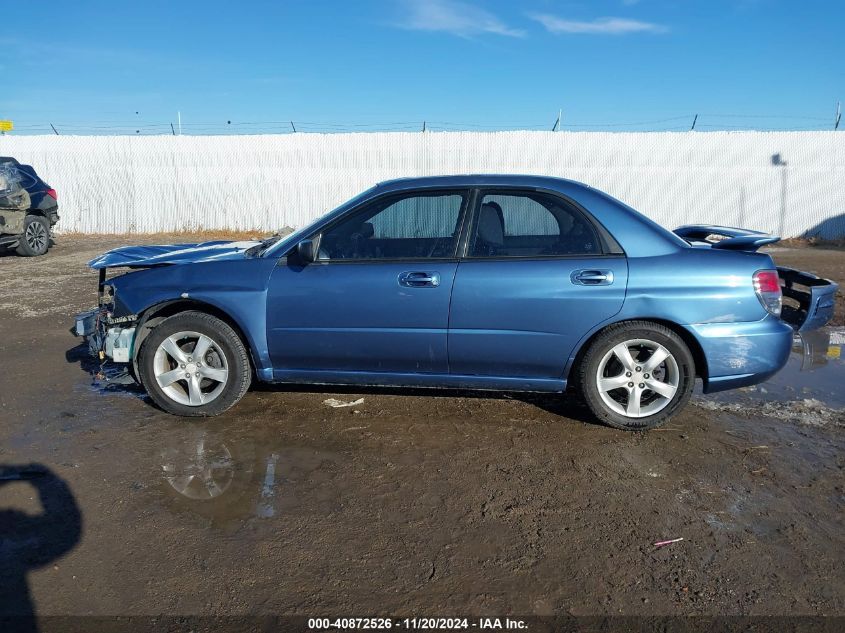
[296,238,318,263]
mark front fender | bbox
[108,259,278,378]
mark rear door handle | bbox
[399,271,441,288]
[571,269,614,286]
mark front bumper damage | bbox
[74,308,136,363]
[73,269,137,364]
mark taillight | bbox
[46,188,57,199]
[753,270,782,317]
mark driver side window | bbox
[319,191,467,261]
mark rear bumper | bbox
[778,267,838,332]
[690,316,793,394]
[38,199,59,225]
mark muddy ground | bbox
[0,235,843,623]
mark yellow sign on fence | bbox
[0,120,13,132]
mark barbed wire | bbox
[1,112,840,135]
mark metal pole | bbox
[691,114,698,131]
[50,124,59,135]
[177,111,182,135]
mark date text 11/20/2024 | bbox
[307,617,528,630]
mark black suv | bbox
[0,156,59,256]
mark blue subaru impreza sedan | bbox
[74,176,837,430]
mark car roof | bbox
[375,174,588,193]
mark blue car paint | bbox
[105,259,279,380]
[267,260,458,373]
[688,317,792,391]
[447,256,628,378]
[88,240,262,268]
[95,175,802,396]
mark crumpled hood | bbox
[88,240,262,269]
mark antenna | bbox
[171,123,176,136]
[836,101,841,131]
[50,123,59,135]
[691,114,698,131]
[422,121,426,132]
[552,109,562,132]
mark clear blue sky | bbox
[2,0,841,134]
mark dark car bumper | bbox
[778,267,838,332]
[35,197,59,227]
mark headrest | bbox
[358,222,374,238]
[478,203,504,246]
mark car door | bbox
[448,189,628,379]
[266,189,469,375]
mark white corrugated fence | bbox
[1,131,843,238]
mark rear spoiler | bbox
[673,225,780,252]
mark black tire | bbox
[578,321,695,431]
[15,215,50,256]
[138,311,252,417]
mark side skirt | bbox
[269,369,567,393]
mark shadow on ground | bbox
[0,465,82,633]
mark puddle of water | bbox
[155,426,342,526]
[67,342,147,400]
[695,327,845,425]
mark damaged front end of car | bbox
[73,238,264,371]
[74,268,140,365]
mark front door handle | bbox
[571,269,614,286]
[399,271,441,288]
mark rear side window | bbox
[468,192,602,258]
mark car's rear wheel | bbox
[578,321,695,430]
[138,311,251,417]
[16,214,50,256]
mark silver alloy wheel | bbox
[153,330,229,406]
[595,338,679,419]
[25,220,48,252]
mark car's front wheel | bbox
[138,311,252,416]
[578,321,695,430]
